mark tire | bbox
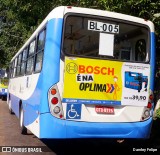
[2,96,7,101]
[20,106,27,135]
[8,99,14,114]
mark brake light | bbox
[147,102,152,109]
[51,97,58,104]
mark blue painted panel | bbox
[65,118,152,139]
[39,112,152,139]
[150,32,155,91]
[10,93,39,126]
[39,18,63,113]
[40,113,66,138]
[10,94,20,118]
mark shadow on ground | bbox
[150,118,160,148]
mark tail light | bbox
[51,97,58,104]
[51,89,56,95]
[141,90,153,121]
[48,85,64,119]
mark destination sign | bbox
[88,20,119,34]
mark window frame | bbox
[9,26,46,79]
[26,39,36,75]
[62,13,150,63]
[34,28,46,73]
[16,53,22,77]
[20,47,28,76]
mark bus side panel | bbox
[8,17,64,138]
[23,91,40,128]
[10,93,20,118]
[22,73,47,136]
[23,17,64,137]
[9,93,40,134]
[38,18,64,138]
[39,18,63,114]
[150,32,155,91]
[9,81,41,137]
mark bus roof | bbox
[48,6,154,30]
[11,6,154,62]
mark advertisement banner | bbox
[62,57,150,106]
[121,63,150,106]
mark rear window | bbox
[63,15,149,62]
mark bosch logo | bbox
[66,62,78,74]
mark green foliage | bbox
[155,108,160,119]
[0,0,160,68]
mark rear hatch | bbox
[62,57,150,122]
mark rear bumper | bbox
[65,118,152,139]
[40,113,152,139]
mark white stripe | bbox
[8,73,40,100]
[26,116,40,138]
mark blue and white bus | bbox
[8,6,155,139]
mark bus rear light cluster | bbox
[141,90,153,121]
[148,91,154,108]
[48,85,64,119]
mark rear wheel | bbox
[2,96,7,101]
[8,99,14,114]
[20,106,27,135]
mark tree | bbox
[0,0,54,67]
[0,0,160,68]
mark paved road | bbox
[0,99,160,155]
[0,99,54,155]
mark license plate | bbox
[95,105,114,114]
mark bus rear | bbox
[0,78,8,100]
[46,7,155,139]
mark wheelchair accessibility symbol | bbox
[66,104,81,119]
